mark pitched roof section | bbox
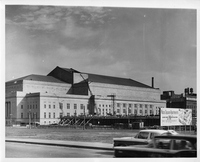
[85,73,153,88]
[6,74,66,84]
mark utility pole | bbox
[83,106,85,130]
[29,110,31,129]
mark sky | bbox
[5,5,197,94]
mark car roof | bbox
[155,135,197,143]
[139,129,169,133]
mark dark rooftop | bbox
[6,74,66,85]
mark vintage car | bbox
[113,129,178,147]
[114,134,197,157]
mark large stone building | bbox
[5,66,166,125]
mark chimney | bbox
[152,77,154,88]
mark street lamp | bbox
[10,114,12,126]
[29,110,31,129]
[83,106,85,130]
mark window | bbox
[33,105,34,109]
[60,113,63,118]
[150,105,153,108]
[49,113,51,118]
[36,104,37,109]
[44,104,46,108]
[123,109,126,113]
[123,103,126,107]
[49,105,51,109]
[99,104,101,107]
[53,105,55,109]
[67,103,70,109]
[145,104,148,108]
[128,108,131,113]
[44,112,46,118]
[140,104,143,108]
[145,110,147,114]
[134,110,137,114]
[21,105,23,109]
[117,103,120,107]
[138,132,149,139]
[53,112,55,118]
[134,104,138,108]
[117,109,120,113]
[129,104,132,108]
[80,104,84,109]
[67,113,70,116]
[30,105,32,109]
[74,104,77,109]
[21,113,23,119]
[140,109,142,113]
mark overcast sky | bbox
[5,5,196,94]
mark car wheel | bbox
[114,150,121,157]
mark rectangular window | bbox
[21,105,23,109]
[74,104,77,109]
[123,103,126,107]
[80,104,84,109]
[53,112,55,118]
[49,112,51,118]
[30,105,32,109]
[117,103,120,107]
[129,104,132,108]
[21,113,23,119]
[49,105,51,109]
[134,104,137,108]
[117,109,120,113]
[128,108,131,113]
[123,109,126,113]
[59,103,63,109]
[134,110,137,114]
[140,104,143,108]
[36,104,37,109]
[145,104,148,108]
[150,105,153,108]
[60,113,63,118]
[53,105,55,109]
[140,109,142,113]
[44,104,46,108]
[44,112,46,118]
[67,103,70,109]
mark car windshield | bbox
[137,132,149,139]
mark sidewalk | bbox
[6,138,113,151]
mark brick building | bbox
[5,66,166,125]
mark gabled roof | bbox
[85,73,153,88]
[6,74,66,85]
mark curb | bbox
[6,139,114,151]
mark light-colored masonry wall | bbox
[23,80,71,94]
[90,82,162,102]
[39,93,89,125]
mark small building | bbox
[161,89,197,125]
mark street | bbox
[6,142,114,158]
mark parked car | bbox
[114,134,197,157]
[113,129,178,147]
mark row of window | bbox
[20,112,37,119]
[21,104,38,109]
[116,103,153,108]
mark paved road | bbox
[6,142,114,158]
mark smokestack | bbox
[152,77,154,88]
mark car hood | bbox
[113,137,149,142]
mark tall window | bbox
[49,105,51,109]
[134,104,138,108]
[53,105,55,109]
[74,104,77,109]
[123,103,126,107]
[129,104,132,108]
[44,112,46,118]
[67,103,70,109]
[44,104,46,108]
[21,105,23,109]
[53,112,55,118]
[49,112,51,118]
[21,113,23,119]
[80,104,84,110]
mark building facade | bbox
[5,66,166,125]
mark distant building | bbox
[161,88,197,125]
[5,66,166,126]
